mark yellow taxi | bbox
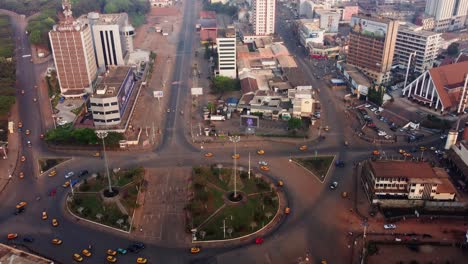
[398,149,406,154]
[190,247,201,254]
[284,207,291,214]
[257,149,265,155]
[299,145,307,151]
[19,172,24,179]
[106,256,117,263]
[52,218,59,227]
[107,249,117,256]
[42,211,48,220]
[82,249,91,257]
[93,152,101,157]
[49,170,57,177]
[51,238,62,245]
[73,253,83,262]
[20,156,26,162]
[232,153,240,159]
[16,201,27,209]
[372,150,380,156]
[137,257,148,264]
[62,181,70,188]
[277,180,284,187]
[204,152,213,158]
[403,152,412,157]
[260,166,270,171]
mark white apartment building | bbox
[216,27,237,78]
[297,19,324,46]
[315,9,341,32]
[250,0,276,35]
[425,0,468,32]
[78,12,135,71]
[90,66,136,127]
[394,25,441,74]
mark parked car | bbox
[384,224,397,229]
[329,181,338,190]
[65,171,74,179]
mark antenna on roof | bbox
[62,0,73,20]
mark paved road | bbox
[0,2,448,264]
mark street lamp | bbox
[404,51,417,88]
[229,135,240,198]
[96,131,113,194]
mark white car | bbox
[384,224,396,229]
[258,161,268,166]
[364,104,371,108]
[329,181,338,190]
[65,171,74,179]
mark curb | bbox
[38,157,73,176]
[290,154,336,183]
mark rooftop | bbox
[79,12,129,26]
[428,61,468,109]
[0,243,53,264]
[199,19,217,29]
[218,27,235,38]
[200,10,216,19]
[93,66,133,98]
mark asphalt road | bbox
[0,2,447,264]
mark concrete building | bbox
[149,0,173,7]
[78,12,135,71]
[361,160,457,202]
[347,15,399,85]
[250,0,276,35]
[315,9,341,32]
[425,0,468,32]
[402,61,468,114]
[90,66,136,127]
[394,25,441,74]
[0,243,54,264]
[415,14,435,31]
[337,62,372,96]
[49,0,97,96]
[308,42,341,59]
[216,27,237,78]
[297,19,324,47]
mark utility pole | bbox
[404,51,417,88]
[248,152,251,180]
[220,219,226,239]
[229,135,240,198]
[96,131,113,194]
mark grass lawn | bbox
[68,193,130,230]
[79,167,144,192]
[0,15,14,58]
[119,182,140,216]
[38,158,69,172]
[293,156,335,181]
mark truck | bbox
[210,115,225,121]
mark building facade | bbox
[297,19,324,47]
[425,0,468,32]
[78,12,135,71]
[394,25,441,74]
[316,9,341,33]
[347,15,399,85]
[216,27,237,78]
[251,0,276,35]
[90,66,136,127]
[49,2,97,96]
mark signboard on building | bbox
[117,70,136,115]
[153,91,164,98]
[240,115,259,128]
[350,17,388,40]
[191,87,203,96]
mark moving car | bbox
[16,201,27,209]
[42,211,48,220]
[299,145,308,151]
[260,166,270,171]
[137,258,148,264]
[14,207,25,215]
[258,161,268,166]
[277,180,284,187]
[62,181,70,188]
[49,170,57,177]
[52,218,59,227]
[284,207,291,214]
[82,249,91,257]
[257,149,265,155]
[204,152,213,158]
[107,249,117,256]
[65,171,74,179]
[372,150,380,156]
[232,154,240,159]
[51,238,63,245]
[106,256,117,263]
[23,236,34,243]
[384,224,397,229]
[117,248,127,255]
[79,170,89,177]
[20,156,26,162]
[73,253,83,262]
[255,237,264,244]
[7,233,18,240]
[329,182,338,190]
[190,247,201,254]
[27,140,32,147]
[19,172,24,179]
[25,129,30,135]
[335,160,345,168]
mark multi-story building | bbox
[361,160,457,202]
[78,12,135,71]
[250,0,276,35]
[394,25,441,74]
[347,15,399,85]
[425,0,468,32]
[415,14,435,31]
[149,0,173,7]
[297,19,325,47]
[49,0,97,96]
[315,9,341,32]
[90,66,136,127]
[216,27,237,78]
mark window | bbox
[111,102,118,106]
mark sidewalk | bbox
[0,103,21,193]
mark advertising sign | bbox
[240,115,259,128]
[117,71,136,115]
[153,91,164,98]
[350,17,388,40]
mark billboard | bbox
[240,115,259,128]
[153,91,164,98]
[350,17,388,40]
[117,70,136,115]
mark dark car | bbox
[134,242,145,249]
[335,160,345,168]
[14,207,25,215]
[127,245,139,253]
[79,170,89,177]
[23,237,34,243]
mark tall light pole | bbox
[96,131,113,194]
[229,135,240,198]
[404,51,417,88]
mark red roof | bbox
[240,77,258,94]
[200,29,217,42]
[200,11,216,19]
[428,61,468,109]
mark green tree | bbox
[104,132,124,146]
[211,76,240,94]
[0,96,15,115]
[288,117,303,130]
[28,30,42,44]
[447,42,460,57]
[367,86,385,106]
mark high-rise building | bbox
[250,0,276,35]
[347,15,399,85]
[78,12,135,71]
[394,25,441,74]
[216,27,237,78]
[424,0,468,32]
[49,0,97,96]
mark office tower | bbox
[425,0,468,31]
[251,0,276,35]
[216,27,237,78]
